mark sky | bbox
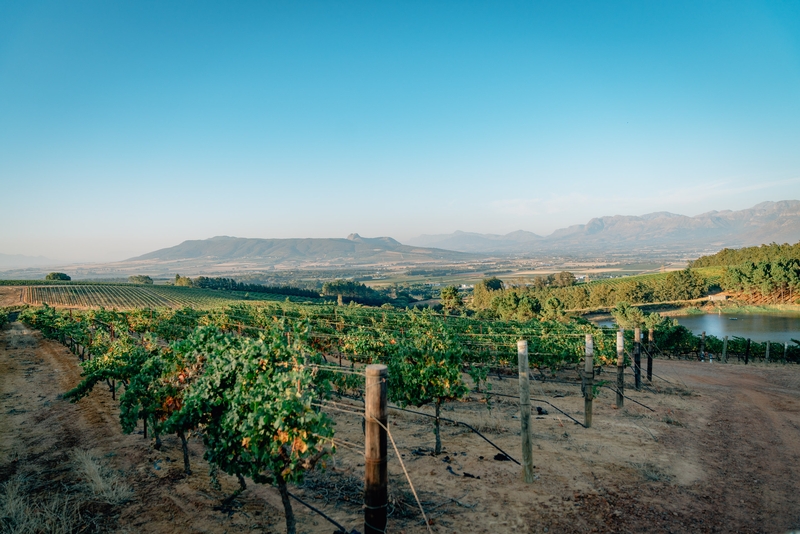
[1,1,799,262]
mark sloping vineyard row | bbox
[21,284,299,310]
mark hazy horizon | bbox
[2,2,799,262]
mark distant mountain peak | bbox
[406,200,800,254]
[346,233,362,241]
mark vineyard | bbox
[6,299,800,533]
[21,284,314,309]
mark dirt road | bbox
[1,320,799,533]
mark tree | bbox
[128,275,154,285]
[321,279,386,305]
[45,272,71,281]
[540,297,566,321]
[175,274,193,287]
[553,271,576,288]
[611,302,645,329]
[439,285,462,311]
[491,290,541,321]
[471,277,503,309]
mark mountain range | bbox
[407,200,800,254]
[4,200,797,277]
[0,253,57,269]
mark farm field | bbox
[2,319,799,533]
[15,284,313,309]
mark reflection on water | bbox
[673,314,800,343]
[588,313,800,343]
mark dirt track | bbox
[1,320,799,533]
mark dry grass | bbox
[71,450,133,505]
[0,477,80,534]
[630,462,672,482]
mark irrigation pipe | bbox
[385,405,521,465]
[473,391,587,429]
[287,491,355,534]
[600,385,655,412]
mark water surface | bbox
[673,313,800,343]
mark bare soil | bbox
[2,321,800,533]
[0,287,23,308]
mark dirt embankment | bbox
[2,320,800,533]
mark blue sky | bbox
[1,1,799,262]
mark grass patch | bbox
[72,450,133,505]
[661,414,684,426]
[630,462,672,482]
[0,477,80,534]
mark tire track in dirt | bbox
[685,366,800,532]
[0,322,289,533]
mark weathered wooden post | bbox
[365,364,388,534]
[616,330,624,409]
[699,331,706,362]
[584,335,594,428]
[722,336,728,363]
[744,338,751,365]
[765,341,770,363]
[634,327,642,391]
[647,328,654,381]
[784,342,789,364]
[517,340,535,483]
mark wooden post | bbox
[584,335,594,428]
[765,341,770,363]
[647,328,654,382]
[517,340,535,483]
[634,327,642,391]
[616,330,624,409]
[364,364,387,534]
[744,338,751,365]
[699,331,706,362]
[784,342,789,364]
[722,336,728,363]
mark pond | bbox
[591,313,800,344]
[672,313,800,344]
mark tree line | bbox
[465,268,708,316]
[170,275,321,299]
[721,259,800,303]
[691,241,800,267]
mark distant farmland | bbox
[20,284,316,309]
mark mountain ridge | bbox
[407,200,800,253]
[127,233,471,266]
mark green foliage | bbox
[553,271,577,287]
[193,276,320,298]
[45,272,71,281]
[128,275,154,284]
[175,274,193,287]
[439,285,463,311]
[611,302,645,329]
[490,289,541,321]
[471,277,503,310]
[321,279,386,306]
[721,258,800,302]
[540,297,566,321]
[384,310,468,454]
[691,241,800,268]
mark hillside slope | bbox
[127,234,473,265]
